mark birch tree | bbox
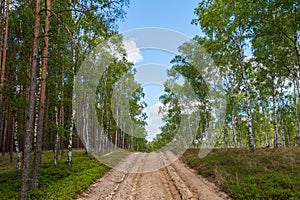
[193,0,255,151]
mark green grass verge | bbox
[0,150,110,200]
[182,148,300,200]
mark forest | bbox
[0,0,299,199]
[150,0,300,152]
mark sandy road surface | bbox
[77,151,230,200]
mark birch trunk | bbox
[272,78,279,148]
[241,63,254,151]
[231,103,237,148]
[262,104,270,147]
[14,118,22,177]
[226,68,237,148]
[294,79,300,147]
[54,106,59,166]
[280,118,285,147]
[68,111,73,168]
[237,36,254,151]
[67,33,77,168]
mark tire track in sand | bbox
[76,151,230,200]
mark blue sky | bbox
[118,0,201,37]
[117,0,202,140]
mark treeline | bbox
[150,0,299,151]
[0,0,148,199]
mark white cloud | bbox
[123,39,144,64]
[146,102,165,141]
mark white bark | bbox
[236,37,254,151]
[262,104,270,147]
[241,63,254,151]
[272,78,279,148]
[294,79,300,146]
[54,106,59,166]
[280,118,285,147]
[14,119,21,177]
[68,103,74,168]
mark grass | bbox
[182,147,300,200]
[94,149,132,167]
[0,150,111,200]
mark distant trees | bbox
[150,40,224,152]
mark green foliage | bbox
[183,148,300,200]
[0,151,109,200]
[191,0,300,149]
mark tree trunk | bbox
[231,104,237,148]
[9,110,14,163]
[68,113,73,168]
[262,104,270,147]
[20,0,41,199]
[284,120,290,147]
[272,78,279,148]
[294,30,300,58]
[32,0,50,189]
[294,79,300,147]
[54,106,59,166]
[68,35,76,169]
[14,118,22,178]
[237,37,254,151]
[0,0,9,103]
[241,63,254,151]
[280,118,285,147]
[0,0,9,156]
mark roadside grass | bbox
[94,149,132,167]
[182,147,300,200]
[0,150,110,200]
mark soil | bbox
[76,151,230,200]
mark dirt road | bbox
[77,151,230,200]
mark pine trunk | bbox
[0,0,9,103]
[20,0,41,198]
[32,0,50,189]
[0,0,9,156]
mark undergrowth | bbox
[0,150,110,200]
[182,147,300,200]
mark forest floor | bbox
[76,151,230,200]
[182,148,300,199]
[0,150,110,199]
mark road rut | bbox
[77,151,230,200]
